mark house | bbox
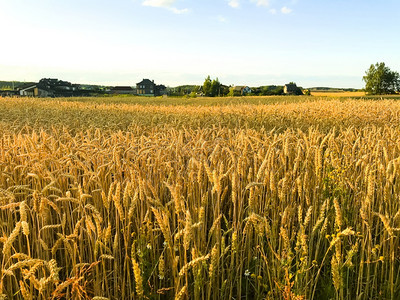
[231,86,252,96]
[136,79,166,96]
[111,86,136,95]
[17,78,84,97]
[38,78,76,97]
[18,83,52,97]
[155,84,167,96]
[284,83,302,95]
[137,79,156,96]
[219,85,230,96]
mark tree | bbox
[363,62,400,95]
[203,76,225,97]
[210,78,221,97]
[203,76,212,97]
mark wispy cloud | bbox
[281,6,292,14]
[169,7,189,14]
[229,0,295,14]
[142,0,175,7]
[251,0,270,7]
[142,0,189,14]
[228,0,240,8]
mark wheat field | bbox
[0,96,400,299]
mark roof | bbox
[233,86,248,91]
[40,78,59,83]
[18,83,37,91]
[284,83,298,90]
[137,79,154,85]
[112,86,134,91]
[18,84,37,92]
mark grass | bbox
[0,95,399,299]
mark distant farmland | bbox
[310,91,365,97]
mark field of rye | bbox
[0,96,400,299]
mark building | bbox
[18,78,80,97]
[39,78,78,97]
[136,79,166,96]
[137,79,155,96]
[155,84,167,96]
[111,86,136,95]
[231,86,252,96]
[219,85,230,96]
[284,83,302,95]
[18,83,52,97]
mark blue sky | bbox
[0,0,399,88]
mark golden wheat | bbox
[0,96,399,299]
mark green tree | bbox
[210,78,221,97]
[203,76,212,97]
[363,62,400,95]
[203,76,226,97]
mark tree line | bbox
[168,76,305,97]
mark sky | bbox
[0,0,399,88]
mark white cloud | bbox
[142,0,188,14]
[170,7,189,14]
[142,0,176,7]
[251,0,270,7]
[281,6,292,14]
[228,0,240,8]
[229,1,296,14]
